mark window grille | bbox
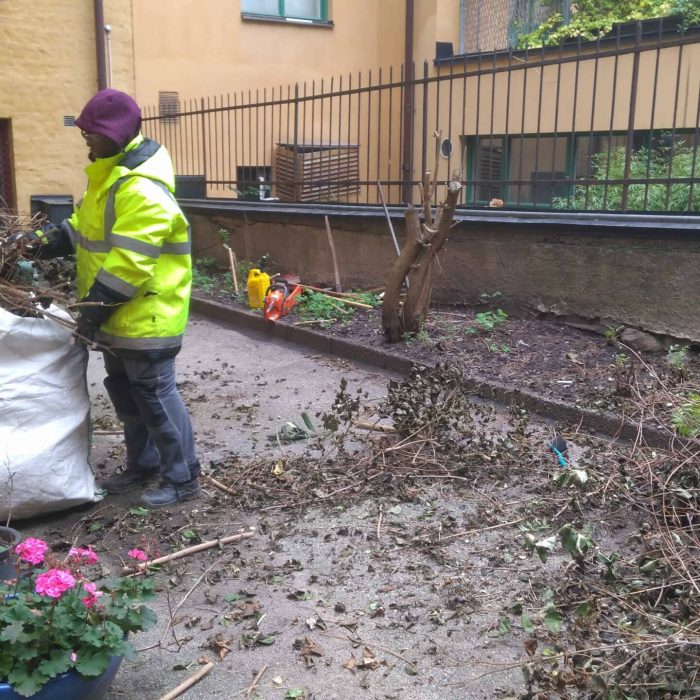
[158,91,180,124]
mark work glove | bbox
[3,231,41,254]
[75,314,101,348]
[73,279,129,348]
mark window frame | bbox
[464,129,698,209]
[241,0,332,27]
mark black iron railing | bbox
[142,19,700,212]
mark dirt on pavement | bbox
[10,307,700,699]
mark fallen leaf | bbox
[565,352,584,366]
[300,636,325,667]
[200,617,216,631]
[207,633,234,660]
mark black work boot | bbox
[139,479,202,508]
[98,469,160,494]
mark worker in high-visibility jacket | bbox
[30,89,200,508]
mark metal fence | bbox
[142,20,700,212]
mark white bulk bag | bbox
[0,306,100,520]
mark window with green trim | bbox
[241,0,328,21]
[463,130,699,209]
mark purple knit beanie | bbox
[75,89,142,149]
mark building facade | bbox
[0,0,134,216]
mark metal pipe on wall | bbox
[94,0,107,90]
[105,24,113,88]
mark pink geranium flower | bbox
[68,546,99,565]
[35,569,76,598]
[15,538,48,565]
[80,582,103,608]
[127,549,148,561]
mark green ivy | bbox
[518,0,700,48]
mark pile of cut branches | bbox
[204,363,700,697]
[0,213,74,322]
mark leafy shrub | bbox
[671,392,700,437]
[553,142,700,211]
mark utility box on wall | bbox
[30,195,74,225]
[274,142,359,202]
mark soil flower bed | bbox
[193,277,700,445]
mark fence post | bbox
[292,83,300,201]
[401,0,415,205]
[200,97,207,190]
[621,22,642,211]
[420,60,429,186]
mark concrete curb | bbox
[192,296,679,449]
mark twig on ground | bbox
[202,473,238,497]
[157,662,214,700]
[124,529,255,575]
[245,664,268,698]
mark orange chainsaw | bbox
[264,281,302,321]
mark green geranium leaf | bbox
[137,605,158,631]
[38,649,72,679]
[75,650,112,677]
[1,621,29,644]
[8,667,48,698]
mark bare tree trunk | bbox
[382,179,462,342]
[381,207,421,342]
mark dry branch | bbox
[124,529,255,574]
[157,662,213,700]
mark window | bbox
[241,0,328,21]
[464,130,700,208]
[235,166,272,201]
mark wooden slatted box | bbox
[274,142,359,202]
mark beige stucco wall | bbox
[134,1,463,202]
[132,0,414,108]
[0,1,134,216]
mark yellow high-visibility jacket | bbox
[61,134,192,351]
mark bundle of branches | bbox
[205,366,538,513]
[0,212,74,324]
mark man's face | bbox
[80,130,120,160]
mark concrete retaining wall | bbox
[184,201,700,342]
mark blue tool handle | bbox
[551,446,568,468]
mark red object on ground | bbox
[264,282,302,321]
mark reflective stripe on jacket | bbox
[66,134,192,350]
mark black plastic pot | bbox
[0,526,21,581]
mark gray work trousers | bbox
[102,350,200,485]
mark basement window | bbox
[241,0,332,26]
